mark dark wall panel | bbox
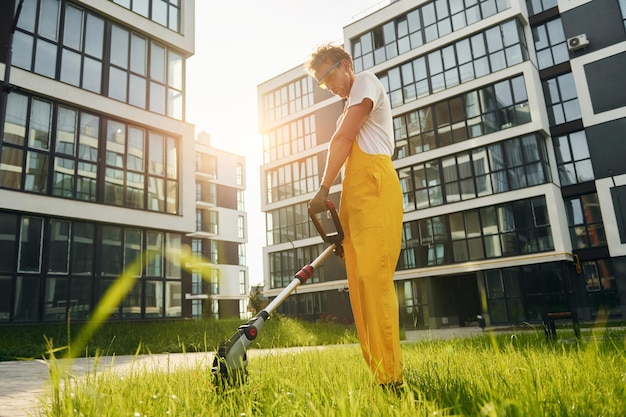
[611,186,626,244]
[586,118,626,179]
[0,1,17,64]
[585,52,626,113]
[561,0,626,53]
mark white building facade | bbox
[0,0,197,323]
[258,0,626,328]
[190,132,249,319]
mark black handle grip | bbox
[308,201,343,245]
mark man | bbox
[306,43,404,389]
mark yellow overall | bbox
[339,141,403,384]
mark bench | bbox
[543,311,581,341]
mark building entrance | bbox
[433,273,481,327]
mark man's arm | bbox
[319,98,373,188]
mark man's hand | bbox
[308,185,329,213]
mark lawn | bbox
[39,324,626,417]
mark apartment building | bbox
[189,132,249,319]
[0,0,197,323]
[258,0,626,328]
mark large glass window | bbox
[1,93,179,214]
[14,0,184,119]
[0,211,183,322]
[352,0,512,71]
[0,214,18,273]
[266,202,317,245]
[111,0,181,32]
[399,196,553,270]
[263,115,317,164]
[14,276,40,321]
[60,6,105,93]
[526,0,558,15]
[18,217,43,273]
[582,259,622,317]
[543,73,582,126]
[379,19,527,108]
[269,244,325,289]
[533,18,568,70]
[394,75,530,158]
[263,77,314,124]
[48,220,70,274]
[54,108,99,200]
[399,134,550,212]
[266,156,320,204]
[553,130,594,186]
[72,222,94,275]
[566,193,607,249]
[0,277,11,321]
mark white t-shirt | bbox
[345,71,394,156]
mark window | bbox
[238,244,246,266]
[236,163,244,186]
[237,216,245,239]
[0,214,18,273]
[14,1,184,119]
[60,6,105,93]
[237,190,245,211]
[269,244,325,289]
[543,73,582,126]
[526,0,558,15]
[1,93,179,213]
[484,268,524,323]
[0,211,183,322]
[197,153,217,178]
[267,156,320,204]
[553,130,594,185]
[394,75,530,158]
[565,193,607,249]
[263,77,314,123]
[533,19,568,70]
[48,220,70,274]
[18,217,44,273]
[146,231,163,277]
[239,270,247,295]
[54,108,99,201]
[266,202,317,245]
[352,0,512,71]
[398,134,549,212]
[263,115,317,163]
[111,0,181,32]
[72,222,94,275]
[582,259,621,316]
[378,18,527,108]
[398,197,554,270]
[209,269,219,295]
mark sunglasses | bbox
[317,60,342,89]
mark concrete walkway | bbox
[0,326,492,417]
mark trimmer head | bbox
[210,317,264,389]
[211,349,247,389]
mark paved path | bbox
[0,327,490,417]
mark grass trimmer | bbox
[211,202,344,388]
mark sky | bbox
[186,1,388,285]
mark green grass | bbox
[39,326,626,417]
[0,316,359,361]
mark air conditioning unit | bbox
[567,34,589,51]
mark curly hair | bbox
[305,43,353,76]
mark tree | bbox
[248,285,267,316]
